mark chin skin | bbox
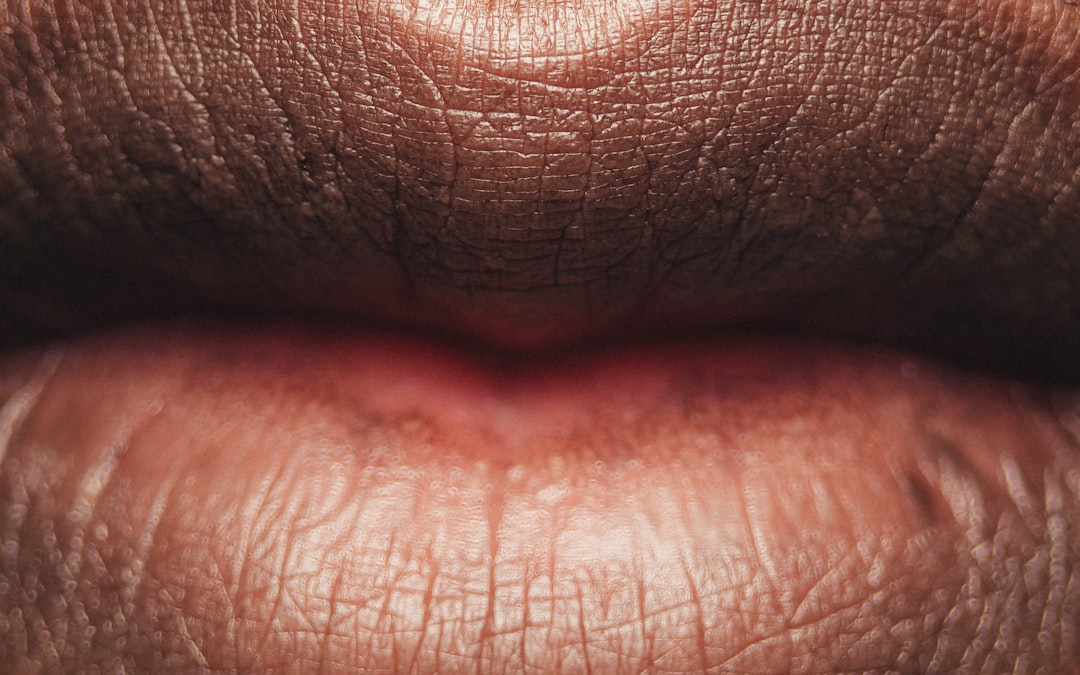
[0,323,1078,672]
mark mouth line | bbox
[6,292,1077,389]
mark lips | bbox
[2,0,1080,671]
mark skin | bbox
[1,0,1080,671]
[2,0,1079,372]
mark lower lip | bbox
[2,320,1077,671]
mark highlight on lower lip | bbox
[0,321,1078,671]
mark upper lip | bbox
[1,0,1078,382]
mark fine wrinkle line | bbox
[915,435,990,540]
[889,456,940,526]
[163,588,212,670]
[1041,468,1075,662]
[0,348,63,466]
[999,454,1045,537]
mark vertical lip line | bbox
[0,349,63,465]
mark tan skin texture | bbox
[1,0,1079,374]
[2,0,1080,672]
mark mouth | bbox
[2,0,1080,671]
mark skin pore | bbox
[2,0,1080,671]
